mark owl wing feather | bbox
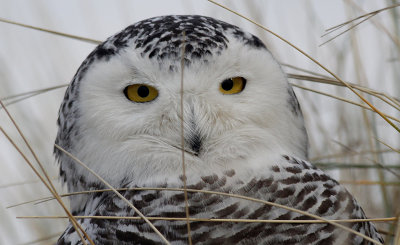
[57,155,383,245]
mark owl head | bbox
[55,15,308,210]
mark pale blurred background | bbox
[0,1,399,244]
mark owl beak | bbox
[185,130,202,156]
[183,105,202,156]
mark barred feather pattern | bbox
[57,155,383,245]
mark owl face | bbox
[56,15,307,190]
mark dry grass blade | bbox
[288,69,399,100]
[0,85,68,101]
[320,13,377,46]
[288,74,400,112]
[324,3,400,33]
[332,140,400,181]
[0,128,91,245]
[179,31,193,245]
[394,214,400,245]
[0,17,101,44]
[377,139,400,154]
[0,84,68,108]
[0,100,93,245]
[331,140,400,179]
[17,215,398,224]
[340,180,400,186]
[282,63,331,78]
[2,93,46,108]
[207,0,400,134]
[288,74,359,86]
[386,95,400,110]
[0,100,56,189]
[54,144,171,245]
[347,0,400,49]
[0,177,58,189]
[373,94,400,113]
[378,229,395,237]
[7,199,49,209]
[291,84,400,124]
[288,68,400,112]
[314,163,400,170]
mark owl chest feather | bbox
[57,155,382,245]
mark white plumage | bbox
[55,15,383,244]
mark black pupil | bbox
[137,85,150,98]
[221,79,234,91]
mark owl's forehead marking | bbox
[87,15,266,68]
[69,15,268,96]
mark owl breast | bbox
[57,155,383,245]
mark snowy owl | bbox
[55,15,383,244]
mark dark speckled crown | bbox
[79,15,266,79]
[102,15,265,62]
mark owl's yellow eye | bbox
[219,77,247,95]
[124,84,158,103]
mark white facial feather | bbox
[72,35,306,188]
